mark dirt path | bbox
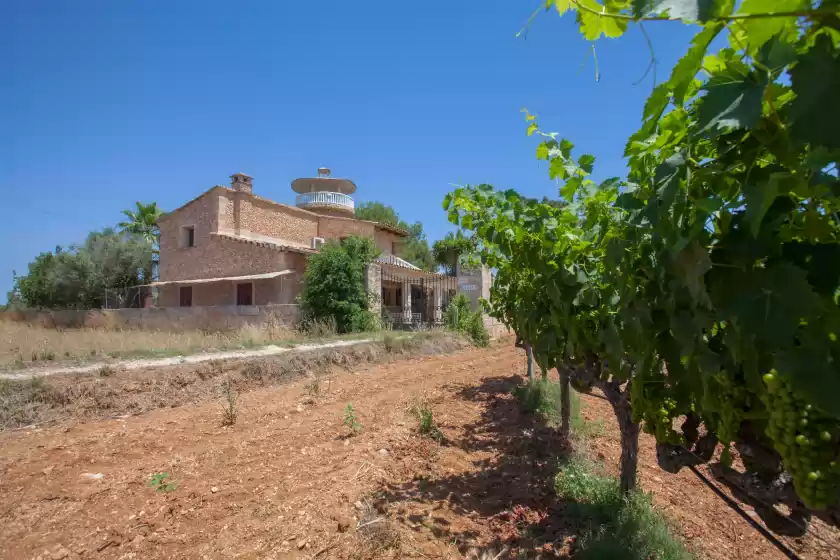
[0,337,377,380]
[0,342,837,559]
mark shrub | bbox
[443,293,489,347]
[300,236,380,334]
[466,312,489,347]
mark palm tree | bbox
[118,201,163,249]
[119,201,163,281]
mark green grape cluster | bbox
[706,373,745,468]
[762,370,840,510]
[631,379,683,444]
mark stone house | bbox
[154,168,454,323]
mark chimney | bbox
[231,172,253,194]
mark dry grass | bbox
[0,321,302,369]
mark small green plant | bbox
[342,403,362,435]
[220,379,238,426]
[98,364,115,377]
[148,472,179,493]
[408,394,443,442]
[418,409,444,442]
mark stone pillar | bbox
[401,281,412,323]
[364,263,382,314]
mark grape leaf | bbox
[743,174,787,237]
[789,35,840,150]
[757,36,797,72]
[577,0,628,40]
[675,241,712,305]
[554,0,574,14]
[669,24,725,106]
[696,73,768,134]
[578,154,596,173]
[719,263,822,349]
[737,0,806,54]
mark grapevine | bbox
[443,0,840,511]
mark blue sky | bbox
[2,1,704,302]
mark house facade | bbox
[154,168,451,323]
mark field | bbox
[0,319,385,371]
[0,339,838,559]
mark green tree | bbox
[300,236,381,333]
[431,231,474,276]
[354,201,401,226]
[355,201,435,271]
[13,229,154,309]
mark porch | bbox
[379,266,457,328]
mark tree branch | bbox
[570,0,837,23]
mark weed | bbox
[383,332,404,352]
[148,472,179,493]
[342,403,362,435]
[418,409,444,442]
[196,359,224,380]
[555,456,692,560]
[303,373,324,397]
[299,316,338,339]
[408,394,444,442]
[0,377,69,429]
[242,361,266,379]
[352,495,401,559]
[98,364,115,377]
[220,379,238,426]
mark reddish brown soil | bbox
[1,341,838,559]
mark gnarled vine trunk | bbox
[599,379,639,493]
[525,343,535,384]
[559,367,571,441]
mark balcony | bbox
[295,191,355,214]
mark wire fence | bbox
[103,285,160,309]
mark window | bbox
[181,226,195,248]
[179,286,192,307]
[236,282,254,306]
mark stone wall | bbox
[374,229,402,255]
[237,193,319,245]
[1,305,301,332]
[317,215,376,240]
[159,190,220,281]
[365,263,382,314]
[161,232,297,282]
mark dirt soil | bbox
[1,341,838,560]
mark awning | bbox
[376,254,420,270]
[149,270,293,287]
